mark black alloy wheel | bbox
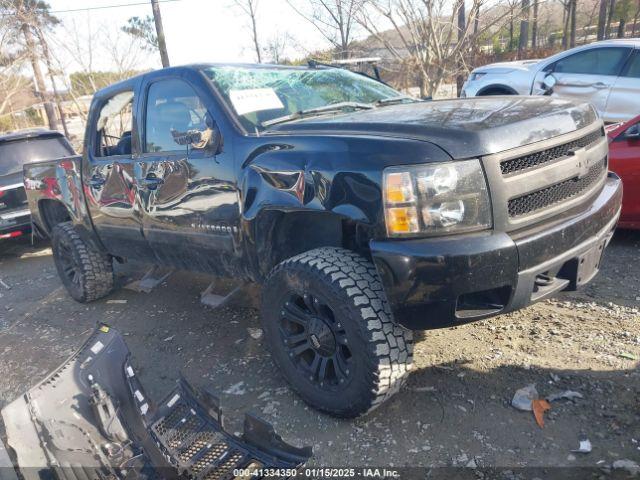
[279,292,353,390]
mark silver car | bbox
[461,39,640,123]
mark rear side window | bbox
[144,79,208,153]
[0,137,73,176]
[95,91,134,157]
[554,47,630,76]
[622,51,640,78]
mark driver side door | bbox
[136,73,241,275]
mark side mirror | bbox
[542,74,557,95]
[624,124,640,140]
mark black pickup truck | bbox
[23,63,622,418]
[0,128,74,241]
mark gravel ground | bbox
[0,231,638,477]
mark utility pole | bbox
[21,23,58,131]
[150,0,170,67]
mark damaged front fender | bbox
[1,325,311,479]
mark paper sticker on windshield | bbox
[229,88,284,115]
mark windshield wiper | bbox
[262,101,374,127]
[376,96,417,106]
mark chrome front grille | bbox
[500,128,604,175]
[482,122,609,231]
[508,159,606,217]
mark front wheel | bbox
[52,222,114,303]
[261,247,413,418]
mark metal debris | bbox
[546,390,584,402]
[612,459,640,476]
[571,439,592,454]
[511,384,538,411]
[247,327,263,340]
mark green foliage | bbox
[0,0,59,29]
[0,116,13,132]
[121,15,158,51]
[614,0,637,20]
[24,107,43,126]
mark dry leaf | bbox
[532,399,551,428]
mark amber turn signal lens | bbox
[384,171,415,204]
[385,207,419,235]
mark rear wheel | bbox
[261,247,413,418]
[52,222,114,303]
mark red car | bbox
[607,114,640,229]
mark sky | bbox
[46,0,336,72]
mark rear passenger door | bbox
[136,71,241,274]
[84,87,155,260]
[605,50,640,124]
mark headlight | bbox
[470,72,487,81]
[383,160,492,237]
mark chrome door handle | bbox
[593,82,609,89]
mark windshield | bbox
[0,137,74,176]
[202,65,408,131]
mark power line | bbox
[0,0,183,16]
[50,0,183,14]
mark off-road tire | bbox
[261,247,413,418]
[52,222,114,303]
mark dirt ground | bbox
[0,231,638,477]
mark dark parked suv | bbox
[0,129,74,241]
[23,64,622,417]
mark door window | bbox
[622,51,640,78]
[95,91,134,157]
[144,79,210,153]
[553,47,630,76]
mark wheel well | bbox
[477,85,518,96]
[256,211,364,277]
[39,200,71,235]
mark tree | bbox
[518,0,530,57]
[233,0,262,63]
[263,32,292,64]
[34,24,69,137]
[606,0,616,38]
[505,0,519,50]
[357,0,510,98]
[122,15,158,51]
[531,0,538,48]
[0,0,59,130]
[569,0,576,47]
[288,0,364,58]
[456,0,465,95]
[561,0,576,48]
[597,0,608,39]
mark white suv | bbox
[461,39,640,123]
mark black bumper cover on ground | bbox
[1,326,311,480]
[371,173,623,330]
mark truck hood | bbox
[266,97,598,158]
